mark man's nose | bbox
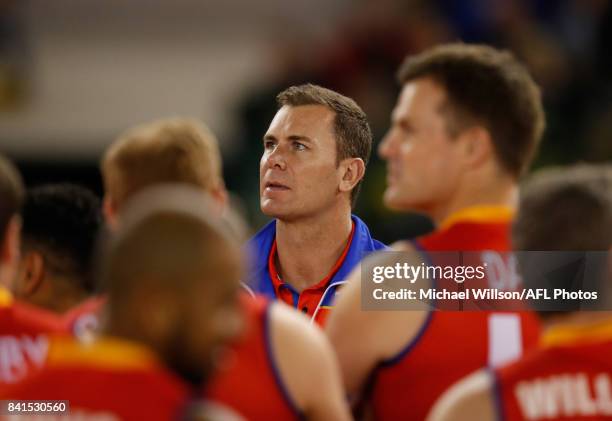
[378,132,394,160]
[266,145,287,170]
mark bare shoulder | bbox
[269,302,339,381]
[269,302,345,413]
[427,370,496,421]
[389,240,417,252]
[270,302,329,351]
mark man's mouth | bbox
[264,182,290,191]
[386,167,399,184]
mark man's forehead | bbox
[393,79,445,120]
[269,104,335,132]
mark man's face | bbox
[378,78,463,214]
[260,105,344,221]
[163,243,244,387]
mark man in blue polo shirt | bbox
[245,84,386,325]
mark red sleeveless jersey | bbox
[205,295,302,420]
[370,206,541,421]
[494,321,612,420]
[1,336,192,420]
[0,288,65,387]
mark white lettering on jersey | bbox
[0,335,49,383]
[515,373,612,419]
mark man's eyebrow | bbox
[392,114,413,130]
[263,134,277,142]
[287,135,313,143]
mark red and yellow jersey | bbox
[0,288,66,387]
[1,336,192,420]
[62,295,106,339]
[494,321,612,421]
[204,295,302,420]
[370,206,541,421]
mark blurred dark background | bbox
[1,0,610,243]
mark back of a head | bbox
[101,185,238,309]
[277,83,373,206]
[22,183,102,293]
[514,164,612,251]
[0,154,24,240]
[513,164,612,314]
[398,43,545,178]
[101,118,223,210]
[99,185,243,386]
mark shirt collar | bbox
[48,336,163,371]
[438,205,515,231]
[541,318,612,348]
[0,287,12,307]
[268,221,356,295]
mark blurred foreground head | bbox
[101,118,227,226]
[0,154,24,288]
[99,184,244,387]
[513,164,612,315]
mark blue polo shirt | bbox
[244,215,387,324]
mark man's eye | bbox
[264,141,276,149]
[294,142,306,151]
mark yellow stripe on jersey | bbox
[47,336,161,371]
[0,287,13,307]
[438,205,515,231]
[542,319,612,348]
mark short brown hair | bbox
[513,164,612,251]
[277,84,373,206]
[512,164,612,315]
[398,43,545,178]
[0,154,24,238]
[102,118,223,209]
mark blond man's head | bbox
[101,118,226,222]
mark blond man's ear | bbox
[103,195,119,231]
[0,215,21,290]
[209,181,229,216]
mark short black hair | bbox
[22,183,102,293]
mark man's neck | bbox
[275,206,353,293]
[429,177,518,227]
[46,279,89,314]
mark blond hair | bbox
[102,118,223,209]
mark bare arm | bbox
[325,242,430,398]
[427,370,497,421]
[271,303,351,421]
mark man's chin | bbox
[383,190,404,211]
[383,191,420,212]
[260,203,290,219]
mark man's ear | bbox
[16,251,45,297]
[339,158,366,194]
[1,215,20,266]
[0,215,21,289]
[458,126,493,170]
[209,181,228,216]
[103,195,118,230]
